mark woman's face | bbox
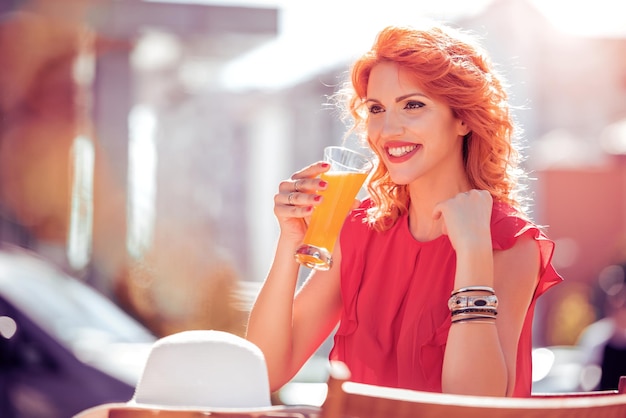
[365,61,469,186]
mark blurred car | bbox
[0,244,156,418]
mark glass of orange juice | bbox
[294,146,373,271]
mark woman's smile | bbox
[385,141,421,163]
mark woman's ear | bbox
[457,119,471,137]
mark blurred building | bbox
[0,0,280,337]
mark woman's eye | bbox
[368,104,384,114]
[405,101,425,110]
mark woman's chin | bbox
[388,176,413,186]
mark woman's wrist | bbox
[453,232,492,254]
[453,243,494,289]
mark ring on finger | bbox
[288,192,296,206]
[294,180,301,193]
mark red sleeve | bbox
[490,202,563,396]
[490,202,563,301]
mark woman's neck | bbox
[406,174,471,242]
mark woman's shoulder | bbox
[491,200,563,289]
[490,201,544,248]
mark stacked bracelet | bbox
[451,316,497,324]
[451,286,495,297]
[448,294,498,311]
[448,286,498,324]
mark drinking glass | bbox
[294,146,373,270]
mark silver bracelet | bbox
[451,316,497,324]
[450,286,495,297]
[448,294,499,312]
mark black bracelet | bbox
[451,307,498,316]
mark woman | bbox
[246,23,562,397]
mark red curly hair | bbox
[340,24,524,231]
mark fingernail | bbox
[319,180,328,188]
[321,162,330,168]
[306,206,314,212]
[314,195,322,202]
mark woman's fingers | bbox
[278,177,324,195]
[275,186,323,210]
[277,161,329,210]
[292,161,330,180]
[432,189,493,250]
[279,161,330,193]
[274,162,330,226]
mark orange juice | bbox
[295,146,372,270]
[302,171,368,254]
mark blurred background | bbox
[0,0,625,416]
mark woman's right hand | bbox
[274,161,330,241]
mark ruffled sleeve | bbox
[491,201,563,297]
[490,201,564,397]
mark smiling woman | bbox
[246,21,562,399]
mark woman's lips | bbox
[385,143,421,163]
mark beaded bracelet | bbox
[450,307,498,317]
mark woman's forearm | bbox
[246,234,302,391]
[442,242,508,396]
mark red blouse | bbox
[329,200,562,397]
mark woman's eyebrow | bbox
[364,92,428,104]
[395,92,428,102]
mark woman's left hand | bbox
[432,189,493,252]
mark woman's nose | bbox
[380,111,404,137]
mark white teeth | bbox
[388,144,417,157]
